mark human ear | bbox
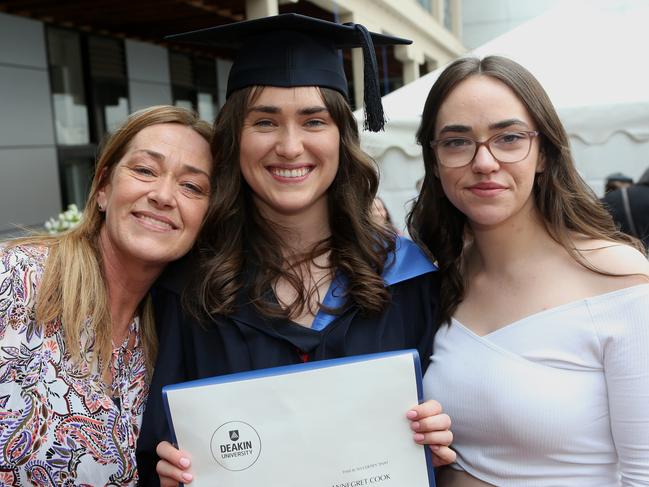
[96,168,110,211]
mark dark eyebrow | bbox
[298,106,328,116]
[246,105,328,116]
[438,119,530,136]
[247,105,280,114]
[438,124,471,135]
[489,119,529,130]
[132,150,210,179]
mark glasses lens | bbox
[434,132,533,167]
[489,132,532,163]
[435,137,476,167]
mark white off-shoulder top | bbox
[424,284,649,486]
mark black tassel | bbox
[352,23,385,132]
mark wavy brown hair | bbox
[407,56,643,325]
[191,86,395,321]
[8,105,213,377]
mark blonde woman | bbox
[0,106,213,486]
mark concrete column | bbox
[351,48,364,111]
[431,0,445,24]
[0,13,61,232]
[451,0,462,38]
[402,59,419,85]
[395,44,425,85]
[245,0,278,19]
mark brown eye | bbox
[133,166,156,177]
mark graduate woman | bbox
[410,56,649,485]
[137,14,453,486]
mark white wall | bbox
[462,0,576,49]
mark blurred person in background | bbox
[604,171,633,194]
[602,166,649,249]
[371,196,401,234]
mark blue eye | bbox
[440,138,472,149]
[495,132,525,145]
[305,119,325,128]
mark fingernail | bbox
[410,421,420,430]
[182,472,193,482]
[179,457,191,468]
[431,445,440,451]
[406,410,418,419]
[413,433,424,442]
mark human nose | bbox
[471,142,500,173]
[275,125,304,160]
[148,175,176,208]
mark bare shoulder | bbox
[575,238,649,284]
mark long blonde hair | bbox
[7,105,212,376]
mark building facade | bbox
[0,0,463,235]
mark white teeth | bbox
[137,214,173,230]
[271,167,311,178]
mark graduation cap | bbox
[166,13,412,132]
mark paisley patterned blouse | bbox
[0,245,149,486]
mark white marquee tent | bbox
[358,0,649,229]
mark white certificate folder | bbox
[162,349,435,487]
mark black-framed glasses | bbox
[429,131,540,168]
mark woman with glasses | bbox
[409,56,649,486]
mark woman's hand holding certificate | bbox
[158,351,452,486]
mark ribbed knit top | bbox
[424,284,649,486]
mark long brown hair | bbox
[192,86,394,321]
[8,105,212,376]
[408,56,643,325]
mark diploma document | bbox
[163,350,434,487]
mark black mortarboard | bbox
[166,13,412,132]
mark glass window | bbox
[47,30,130,210]
[170,51,198,110]
[377,45,404,96]
[418,0,433,11]
[444,0,453,31]
[170,52,219,121]
[88,36,130,134]
[194,57,218,122]
[47,28,90,145]
[59,155,94,210]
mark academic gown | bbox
[136,237,439,485]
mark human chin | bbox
[463,203,517,228]
[123,227,192,264]
[132,238,188,265]
[257,191,323,217]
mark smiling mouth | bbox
[268,166,313,179]
[133,212,178,231]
